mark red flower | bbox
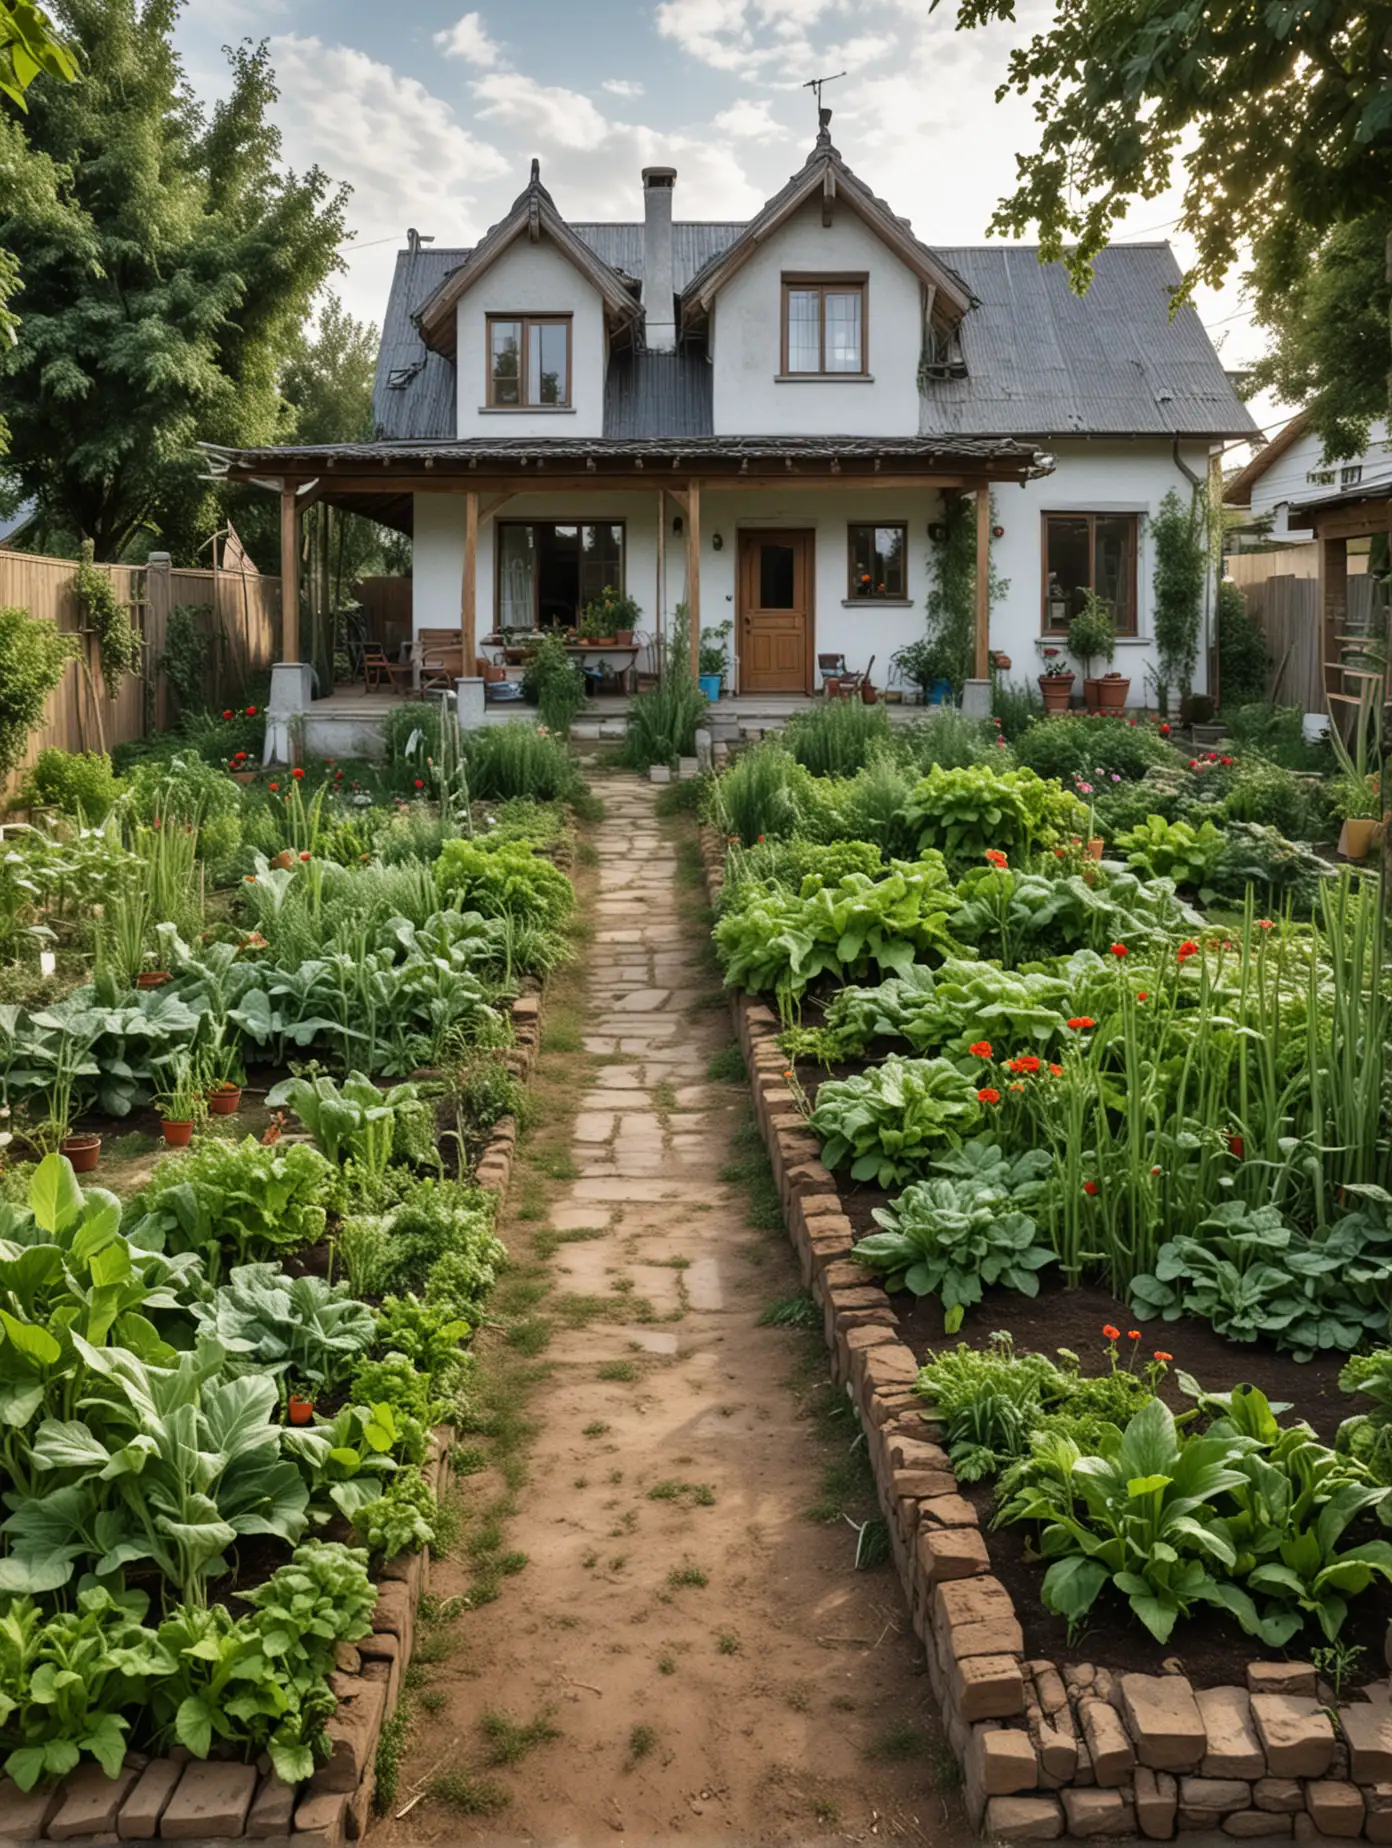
[1084,1181,1100,1197]
[268,782,279,793]
[1189,759,1198,769]
[1048,1062,1063,1077]
[291,767,305,780]
[1220,755,1233,766]
[977,1087,1001,1105]
[234,750,247,762]
[299,851,311,863]
[1109,943,1128,958]
[1067,1017,1095,1031]
[1007,1055,1041,1075]
[245,705,257,717]
[969,1040,993,1059]
[1177,940,1199,963]
[1128,1330,1140,1341]
[152,817,162,830]
[1137,991,1149,1002]
[1158,723,1170,737]
[244,875,257,885]
[222,709,233,720]
[984,849,1009,869]
[335,769,343,779]
[1257,918,1274,931]
[1228,1134,1244,1158]
[1102,1323,1120,1339]
[414,778,424,790]
[1154,1351,1172,1362]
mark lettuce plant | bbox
[808,1056,981,1187]
[192,1265,376,1390]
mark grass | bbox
[598,1360,638,1382]
[717,1632,739,1655]
[867,1723,925,1763]
[429,1772,511,1816]
[666,1564,708,1589]
[505,1315,552,1355]
[758,1294,820,1329]
[658,1653,676,1675]
[583,1421,610,1438]
[648,1480,716,1507]
[706,1042,746,1084]
[481,1707,560,1766]
[626,1723,657,1766]
[717,1111,783,1230]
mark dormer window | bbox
[487,314,572,408]
[780,275,867,377]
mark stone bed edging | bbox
[0,983,549,1847]
[697,824,1392,1847]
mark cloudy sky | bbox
[175,0,1282,453]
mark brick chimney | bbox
[641,167,677,353]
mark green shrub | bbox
[125,1137,335,1279]
[990,679,1044,743]
[0,609,78,783]
[521,635,587,734]
[462,722,587,805]
[374,1176,506,1309]
[1216,580,1269,707]
[784,700,893,777]
[1222,754,1325,840]
[1224,703,1330,773]
[436,836,574,927]
[1013,713,1178,784]
[20,749,123,821]
[705,741,805,845]
[123,753,243,867]
[621,672,710,770]
[896,764,1087,865]
[903,708,1008,770]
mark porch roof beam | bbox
[233,471,982,497]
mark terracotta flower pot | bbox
[615,629,634,646]
[824,677,842,700]
[1338,817,1380,862]
[230,771,256,786]
[270,850,296,871]
[206,1084,243,1116]
[60,1134,100,1173]
[860,681,878,706]
[1085,837,1105,861]
[135,971,171,991]
[1082,677,1104,713]
[161,1120,194,1148]
[287,1395,314,1426]
[1038,673,1073,713]
[1096,675,1131,713]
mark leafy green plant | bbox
[19,750,123,823]
[0,609,77,784]
[264,1070,432,1188]
[159,605,211,711]
[1216,581,1269,707]
[1151,488,1209,709]
[370,1177,505,1312]
[192,1264,376,1390]
[436,836,574,929]
[124,1137,333,1282]
[1337,1350,1392,1484]
[854,1141,1055,1329]
[698,620,732,680]
[374,1293,472,1389]
[463,719,589,802]
[1013,713,1177,785]
[73,545,141,695]
[809,1056,981,1187]
[1067,591,1116,678]
[896,765,1087,865]
[783,701,893,778]
[817,961,1071,1060]
[1115,815,1229,897]
[353,1466,436,1559]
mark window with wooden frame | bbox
[847,524,907,600]
[1041,513,1139,635]
[781,275,867,376]
[486,315,572,408]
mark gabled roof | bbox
[679,121,973,327]
[1223,412,1310,506]
[414,160,640,357]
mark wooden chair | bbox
[413,629,466,692]
[362,644,412,695]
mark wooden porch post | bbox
[279,484,300,663]
[974,483,991,681]
[461,491,479,670]
[687,480,701,679]
[1320,525,1348,712]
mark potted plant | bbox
[580,585,640,646]
[1328,684,1384,861]
[1068,594,1122,712]
[155,1057,205,1148]
[1038,649,1075,713]
[286,1389,315,1426]
[203,1037,245,1116]
[698,621,733,701]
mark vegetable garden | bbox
[703,694,1392,1690]
[0,697,586,1830]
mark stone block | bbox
[1226,1810,1292,1836]
[1248,1662,1318,1698]
[1078,1698,1136,1788]
[1061,1789,1135,1836]
[50,1765,140,1840]
[370,1580,414,1657]
[888,1432,950,1470]
[1254,1777,1306,1813]
[919,1493,977,1529]
[1251,1695,1336,1779]
[1031,1665,1068,1718]
[313,1677,387,1796]
[1179,1776,1252,1813]
[648,764,671,784]
[982,1796,1062,1840]
[1133,1766,1177,1840]
[1363,1783,1392,1845]
[1337,1702,1392,1782]
[976,1728,1037,1795]
[1304,1781,1364,1838]
[117,1762,183,1840]
[1199,1686,1266,1781]
[159,1762,258,1839]
[247,1776,298,1839]
[0,1777,65,1841]
[948,1653,1026,1722]
[1035,1725,1078,1788]
[892,1470,958,1505]
[292,1790,350,1847]
[916,1526,989,1587]
[1121,1672,1207,1771]
[346,1768,374,1843]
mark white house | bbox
[213,118,1258,718]
[1225,412,1392,543]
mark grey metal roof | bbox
[371,229,1257,447]
[212,434,1046,469]
[923,244,1259,440]
[602,349,713,439]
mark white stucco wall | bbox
[454,235,606,439]
[709,198,925,438]
[1248,420,1391,529]
[410,441,1220,703]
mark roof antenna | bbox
[803,70,845,139]
[406,228,434,255]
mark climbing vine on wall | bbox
[72,541,141,697]
[160,604,211,711]
[920,494,1011,694]
[1151,488,1209,711]
[0,607,77,781]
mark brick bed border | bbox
[698,824,1392,1846]
[0,985,548,1847]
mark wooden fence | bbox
[0,550,281,800]
[1224,544,1321,586]
[1238,572,1322,710]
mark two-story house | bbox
[1225,411,1392,544]
[212,116,1257,732]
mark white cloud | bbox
[472,73,614,152]
[713,98,783,142]
[602,78,645,97]
[433,12,504,68]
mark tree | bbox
[934,0,1392,421]
[0,1,75,111]
[0,6,348,560]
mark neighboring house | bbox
[211,119,1257,710]
[1225,413,1392,543]
[0,499,38,550]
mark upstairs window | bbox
[487,315,571,407]
[1341,464,1363,487]
[781,276,867,376]
[1042,513,1138,636]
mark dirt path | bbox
[382,777,972,1848]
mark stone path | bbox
[385,776,970,1847]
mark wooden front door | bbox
[738,530,813,693]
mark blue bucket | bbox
[698,674,722,702]
[927,678,954,706]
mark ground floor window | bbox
[1042,512,1138,635]
[495,522,625,631]
[847,523,907,599]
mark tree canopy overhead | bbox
[0,2,348,560]
[935,0,1391,448]
[0,0,75,110]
